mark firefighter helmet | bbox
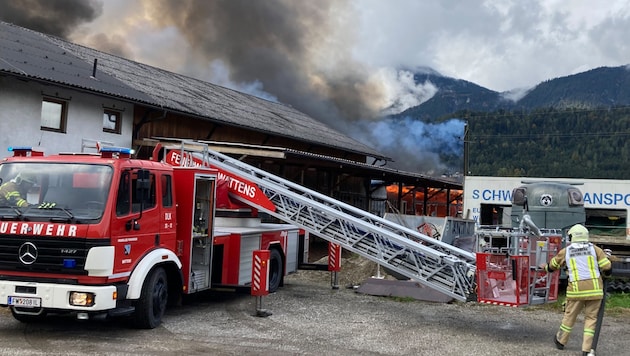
[568,224,589,242]
[16,172,37,185]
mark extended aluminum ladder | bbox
[161,139,477,302]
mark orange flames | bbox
[385,185,462,217]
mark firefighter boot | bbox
[554,336,564,350]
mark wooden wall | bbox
[132,107,366,162]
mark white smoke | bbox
[501,86,531,102]
[373,68,438,115]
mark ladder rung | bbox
[162,141,476,302]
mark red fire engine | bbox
[0,145,301,328]
[0,140,563,330]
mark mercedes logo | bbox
[18,242,38,265]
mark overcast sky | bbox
[2,0,629,174]
[70,0,630,98]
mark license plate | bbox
[8,296,41,308]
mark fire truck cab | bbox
[0,146,299,328]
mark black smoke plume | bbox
[0,0,464,176]
[0,0,101,38]
[143,0,384,131]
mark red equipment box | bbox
[476,236,561,307]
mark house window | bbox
[41,98,67,132]
[103,109,121,134]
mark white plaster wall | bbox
[0,76,134,157]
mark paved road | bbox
[0,272,627,355]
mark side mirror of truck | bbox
[136,168,150,207]
[134,169,151,223]
[136,169,151,191]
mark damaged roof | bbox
[0,21,388,160]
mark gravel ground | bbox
[0,253,627,356]
[258,267,629,356]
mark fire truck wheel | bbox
[268,248,283,293]
[10,307,47,323]
[133,267,168,329]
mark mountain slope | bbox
[396,65,630,120]
[391,73,505,122]
[379,65,630,179]
[517,66,630,109]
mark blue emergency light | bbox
[8,146,33,152]
[7,146,43,157]
[100,146,133,159]
[63,259,77,268]
[100,147,132,155]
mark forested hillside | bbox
[399,65,630,121]
[518,66,630,109]
[463,107,630,179]
[390,73,505,122]
[387,65,630,179]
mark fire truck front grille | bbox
[0,236,110,275]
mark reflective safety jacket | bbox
[0,181,29,207]
[546,242,612,300]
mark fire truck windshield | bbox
[0,162,112,222]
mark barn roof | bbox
[0,21,387,160]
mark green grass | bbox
[542,291,630,317]
[605,292,630,316]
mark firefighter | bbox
[0,172,37,207]
[541,224,612,356]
